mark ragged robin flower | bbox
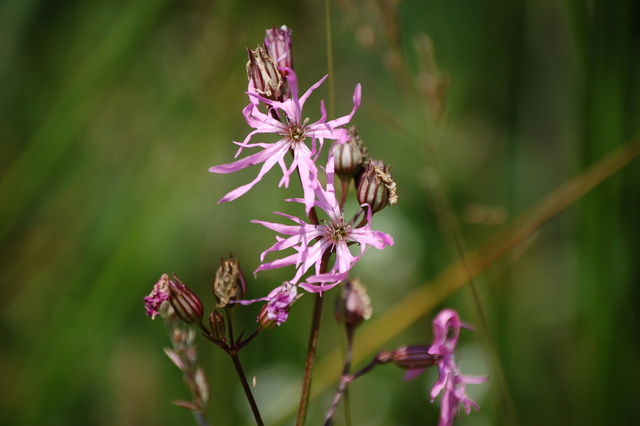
[209,69,361,214]
[252,155,393,293]
[427,309,487,426]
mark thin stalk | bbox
[225,308,235,344]
[192,412,211,426]
[325,0,335,117]
[339,178,349,209]
[296,292,325,425]
[230,353,264,426]
[324,326,355,425]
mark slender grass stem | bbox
[325,0,335,118]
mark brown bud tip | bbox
[213,254,246,308]
[246,46,284,101]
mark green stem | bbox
[295,292,325,425]
[325,0,335,117]
[324,325,355,425]
[230,353,264,426]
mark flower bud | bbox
[334,278,372,327]
[384,346,441,370]
[208,309,226,342]
[168,274,204,324]
[257,303,278,330]
[356,159,398,214]
[264,25,293,75]
[213,255,246,308]
[334,126,368,181]
[246,46,284,101]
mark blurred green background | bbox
[1,0,639,425]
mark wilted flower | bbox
[144,274,205,324]
[246,46,284,102]
[209,70,361,214]
[144,274,171,319]
[253,155,393,293]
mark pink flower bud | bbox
[334,278,372,327]
[264,25,293,75]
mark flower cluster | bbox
[144,25,486,426]
[209,25,394,303]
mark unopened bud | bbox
[257,303,278,330]
[213,255,246,308]
[264,25,293,75]
[356,159,398,213]
[334,278,372,327]
[334,126,368,181]
[246,46,284,101]
[208,309,226,342]
[377,346,441,370]
[168,274,204,324]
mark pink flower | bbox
[233,282,301,327]
[427,309,487,426]
[259,282,300,327]
[252,155,393,293]
[209,70,361,214]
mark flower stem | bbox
[296,291,325,425]
[192,411,211,426]
[230,353,264,426]
[324,325,355,425]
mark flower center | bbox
[290,126,305,141]
[329,222,349,241]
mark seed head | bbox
[246,46,284,101]
[213,255,246,308]
[356,159,398,214]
